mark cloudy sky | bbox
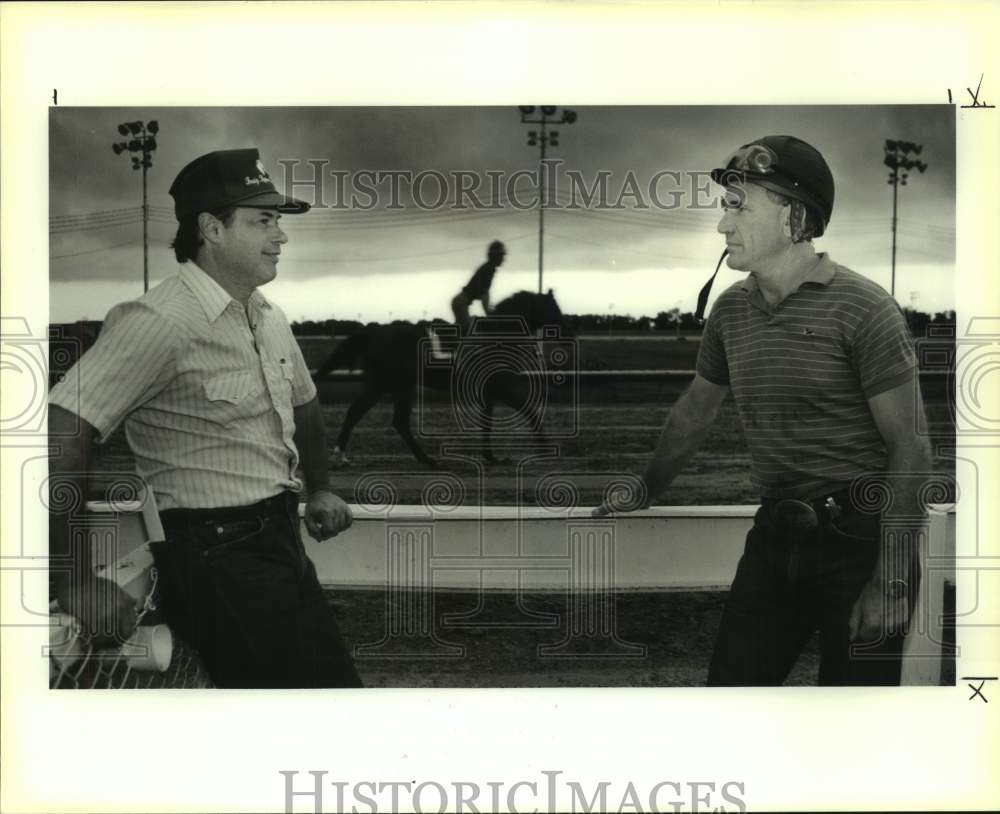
[49,105,955,323]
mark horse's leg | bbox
[529,400,551,449]
[392,388,435,467]
[493,374,549,454]
[333,385,381,464]
[313,352,334,381]
[525,383,551,449]
[480,395,501,464]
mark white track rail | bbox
[92,501,955,685]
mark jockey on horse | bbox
[317,287,568,467]
[429,239,507,361]
[451,240,506,334]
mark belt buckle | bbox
[823,495,842,521]
[771,498,820,534]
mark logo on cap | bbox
[246,159,271,188]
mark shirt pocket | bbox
[202,370,261,427]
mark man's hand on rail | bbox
[593,483,650,517]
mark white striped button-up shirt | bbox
[49,262,317,510]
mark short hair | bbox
[763,189,821,242]
[171,206,237,263]
[488,240,506,257]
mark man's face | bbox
[216,207,288,287]
[716,182,789,272]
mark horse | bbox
[313,290,571,466]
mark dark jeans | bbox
[152,492,362,688]
[708,504,918,686]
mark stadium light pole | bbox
[112,120,160,292]
[883,139,927,298]
[519,106,577,293]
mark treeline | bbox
[48,308,957,353]
[901,308,957,337]
[46,308,957,384]
[290,311,703,336]
[290,308,957,337]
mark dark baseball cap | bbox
[168,148,311,220]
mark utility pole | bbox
[113,120,160,293]
[883,139,928,298]
[519,106,577,293]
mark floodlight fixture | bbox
[883,138,928,296]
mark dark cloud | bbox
[50,105,955,304]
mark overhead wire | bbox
[288,231,538,264]
[50,205,142,224]
[542,228,705,264]
[47,205,957,269]
[284,205,534,231]
[50,216,142,235]
[50,238,145,259]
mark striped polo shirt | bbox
[49,262,317,510]
[696,253,916,500]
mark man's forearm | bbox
[873,441,934,584]
[50,470,92,594]
[48,407,95,593]
[49,407,138,639]
[293,397,332,495]
[641,392,718,502]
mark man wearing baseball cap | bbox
[49,148,362,688]
[598,136,932,686]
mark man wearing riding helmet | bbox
[452,240,506,333]
[598,135,932,686]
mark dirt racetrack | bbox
[311,375,955,509]
[328,586,955,687]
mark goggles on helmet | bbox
[713,140,825,229]
[722,143,779,175]
[714,142,796,193]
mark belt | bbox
[761,488,855,532]
[159,491,298,531]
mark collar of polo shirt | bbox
[740,252,837,297]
